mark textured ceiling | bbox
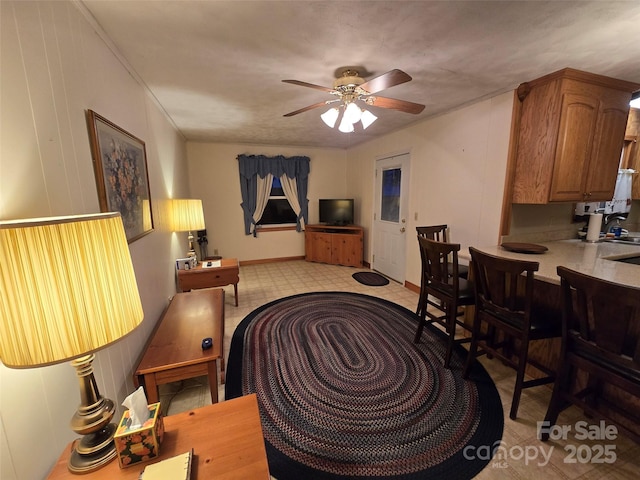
[81,1,640,149]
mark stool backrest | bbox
[469,247,539,329]
[416,225,448,242]
[419,236,461,297]
[556,266,640,363]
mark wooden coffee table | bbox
[134,289,225,404]
[47,394,270,479]
[177,258,240,306]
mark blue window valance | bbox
[238,154,310,235]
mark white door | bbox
[372,153,410,282]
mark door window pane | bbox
[381,168,401,222]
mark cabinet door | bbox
[306,232,333,264]
[621,137,640,199]
[584,94,634,200]
[631,141,640,199]
[624,109,640,199]
[549,93,598,202]
[331,234,362,267]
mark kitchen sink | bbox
[610,255,640,265]
[602,236,640,245]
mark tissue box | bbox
[113,402,164,468]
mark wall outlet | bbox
[213,248,219,256]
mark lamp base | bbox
[75,422,117,454]
[67,355,118,474]
[187,231,198,263]
[68,433,118,474]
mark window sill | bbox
[255,225,297,233]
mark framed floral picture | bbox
[87,110,153,243]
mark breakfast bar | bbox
[466,238,640,434]
[469,238,640,288]
[465,237,640,365]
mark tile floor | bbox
[158,260,640,479]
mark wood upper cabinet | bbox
[512,68,639,204]
[622,108,640,199]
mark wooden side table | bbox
[177,258,240,306]
[47,394,270,479]
[134,289,225,404]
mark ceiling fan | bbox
[282,68,425,132]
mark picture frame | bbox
[87,110,153,243]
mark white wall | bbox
[346,92,514,287]
[187,143,347,262]
[0,2,190,479]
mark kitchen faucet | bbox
[602,213,628,234]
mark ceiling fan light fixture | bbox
[360,109,377,129]
[344,102,363,124]
[284,69,424,132]
[320,107,340,128]
[338,115,355,133]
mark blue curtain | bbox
[238,154,310,235]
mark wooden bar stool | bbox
[462,247,562,419]
[414,236,474,368]
[415,225,469,317]
[540,266,640,443]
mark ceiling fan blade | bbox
[367,96,425,114]
[358,69,412,94]
[283,101,330,117]
[282,79,334,93]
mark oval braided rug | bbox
[226,292,503,480]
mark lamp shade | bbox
[360,109,378,129]
[338,115,355,133]
[320,107,339,128]
[344,102,363,124]
[170,199,205,232]
[0,212,144,368]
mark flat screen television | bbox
[319,199,354,226]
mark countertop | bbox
[465,239,640,287]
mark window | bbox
[380,168,401,222]
[257,177,297,226]
[237,154,309,236]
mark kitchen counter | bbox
[465,239,640,287]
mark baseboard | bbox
[241,257,371,268]
[239,256,305,266]
[404,280,420,294]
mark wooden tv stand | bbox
[304,224,363,267]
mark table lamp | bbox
[170,199,205,262]
[0,212,144,474]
